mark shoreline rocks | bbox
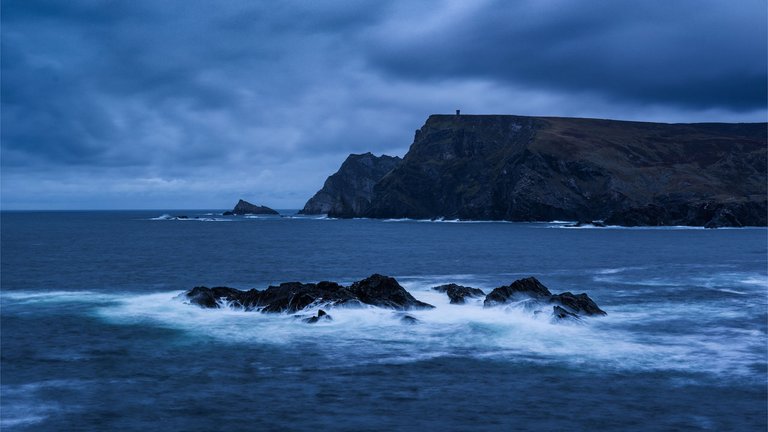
[185,274,434,313]
[432,283,485,304]
[184,274,605,322]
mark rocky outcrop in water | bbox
[483,277,606,317]
[305,114,767,227]
[186,274,434,313]
[300,152,402,217]
[184,275,605,321]
[225,199,279,215]
[432,283,485,304]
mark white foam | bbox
[148,214,232,222]
[4,274,763,378]
[73,281,763,377]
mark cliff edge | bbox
[300,152,401,217]
[303,115,767,227]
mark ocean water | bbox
[1,211,766,431]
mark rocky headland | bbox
[300,152,402,216]
[183,274,604,323]
[302,114,767,227]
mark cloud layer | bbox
[2,0,766,209]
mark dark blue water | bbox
[2,211,766,431]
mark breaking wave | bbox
[4,270,764,378]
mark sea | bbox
[1,210,766,431]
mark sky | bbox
[2,0,766,210]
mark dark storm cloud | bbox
[367,0,767,110]
[1,0,766,209]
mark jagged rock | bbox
[483,277,606,319]
[305,114,766,227]
[230,199,279,215]
[483,277,553,307]
[549,292,606,316]
[300,152,402,217]
[186,286,246,308]
[349,274,434,310]
[185,274,433,313]
[432,283,485,304]
[303,309,332,324]
[256,281,358,313]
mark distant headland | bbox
[301,114,767,228]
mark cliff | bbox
[304,115,768,227]
[300,152,402,216]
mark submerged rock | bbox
[185,274,433,314]
[432,283,485,304]
[303,309,332,324]
[399,314,420,325]
[483,277,605,319]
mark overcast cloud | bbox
[2,0,766,209]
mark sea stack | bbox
[225,199,279,215]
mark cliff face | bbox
[305,115,767,227]
[300,152,402,216]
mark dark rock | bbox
[222,211,234,216]
[483,277,606,318]
[184,275,432,313]
[604,200,765,228]
[484,277,553,307]
[549,292,606,316]
[432,283,485,304]
[304,309,332,324]
[300,152,402,217]
[553,305,579,320]
[305,114,766,227]
[186,286,247,308]
[230,199,279,215]
[399,314,420,325]
[176,215,188,219]
[257,281,357,313]
[349,274,434,310]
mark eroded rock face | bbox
[432,283,485,304]
[305,115,767,227]
[230,199,279,215]
[300,153,401,217]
